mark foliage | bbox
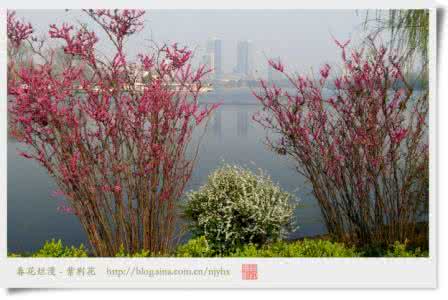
[174,237,357,257]
[367,9,429,61]
[254,40,428,247]
[231,239,359,257]
[31,239,88,257]
[174,237,426,258]
[385,241,428,257]
[8,237,427,257]
[7,253,23,257]
[7,10,218,256]
[388,10,429,60]
[175,236,214,257]
[184,165,296,255]
[360,240,428,257]
[115,244,151,257]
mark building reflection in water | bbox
[212,109,222,137]
[237,110,248,137]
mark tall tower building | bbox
[213,39,222,76]
[211,38,222,77]
[235,40,252,78]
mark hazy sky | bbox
[16,9,382,77]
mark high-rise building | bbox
[213,39,222,77]
[235,40,252,78]
[206,38,222,78]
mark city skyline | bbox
[16,10,372,80]
[204,38,254,80]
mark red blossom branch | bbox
[7,10,219,256]
[255,39,428,247]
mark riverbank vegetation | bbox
[9,238,427,258]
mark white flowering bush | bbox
[184,165,296,254]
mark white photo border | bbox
[0,0,438,288]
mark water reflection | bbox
[237,111,248,137]
[211,109,222,137]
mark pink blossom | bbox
[138,54,154,70]
[7,9,219,256]
[268,59,284,73]
[253,37,428,246]
[320,64,331,79]
[391,128,408,144]
[113,185,121,193]
[51,190,65,197]
[18,151,32,159]
[112,52,126,69]
[57,202,75,214]
[7,11,33,48]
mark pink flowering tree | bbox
[7,10,218,256]
[254,39,428,247]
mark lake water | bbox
[7,88,326,253]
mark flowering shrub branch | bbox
[8,9,219,256]
[254,39,428,246]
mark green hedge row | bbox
[175,236,359,257]
[9,237,428,258]
[175,237,427,257]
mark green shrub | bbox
[184,165,296,254]
[384,241,428,257]
[359,240,428,257]
[231,239,359,257]
[32,239,88,257]
[115,245,151,257]
[175,236,214,257]
[174,237,358,257]
[7,253,22,257]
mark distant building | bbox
[235,40,252,78]
[207,38,222,78]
